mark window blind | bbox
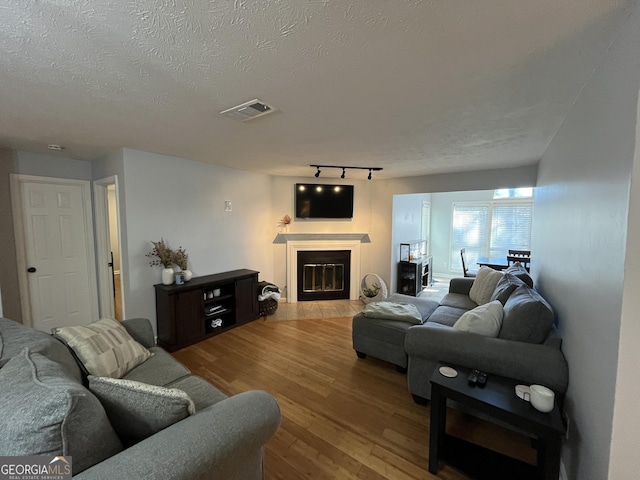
[450,201,533,273]
[451,204,488,270]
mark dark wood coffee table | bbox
[429,363,565,480]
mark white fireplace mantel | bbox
[273,232,371,244]
[277,233,370,303]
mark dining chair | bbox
[507,255,531,272]
[460,248,477,278]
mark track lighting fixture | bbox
[309,164,382,180]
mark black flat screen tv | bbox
[295,183,354,219]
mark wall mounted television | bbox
[295,183,354,219]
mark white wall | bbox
[390,193,430,291]
[15,151,92,180]
[533,4,640,478]
[120,149,274,329]
[612,91,640,479]
[0,148,20,321]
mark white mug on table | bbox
[529,384,555,413]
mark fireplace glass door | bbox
[303,263,344,293]
[297,250,351,301]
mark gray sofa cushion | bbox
[427,305,470,327]
[439,292,478,310]
[499,285,555,343]
[353,313,412,345]
[167,375,229,411]
[0,348,122,473]
[123,347,191,386]
[88,376,196,446]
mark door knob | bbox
[27,267,36,273]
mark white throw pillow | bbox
[453,300,504,337]
[469,267,503,305]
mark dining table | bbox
[476,256,509,271]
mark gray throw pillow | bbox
[53,318,152,378]
[490,273,526,305]
[0,348,123,473]
[500,285,554,343]
[88,375,196,446]
[504,263,534,288]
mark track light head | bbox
[368,169,372,180]
[315,167,321,178]
[341,168,346,179]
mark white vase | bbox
[162,267,174,285]
[183,269,193,281]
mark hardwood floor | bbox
[172,314,537,479]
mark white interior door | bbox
[11,175,98,332]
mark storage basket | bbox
[259,297,279,316]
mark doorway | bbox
[94,176,124,320]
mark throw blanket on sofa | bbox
[362,301,423,324]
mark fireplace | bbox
[276,232,370,303]
[297,250,351,301]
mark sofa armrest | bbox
[120,318,156,348]
[405,323,568,394]
[448,277,475,295]
[75,390,281,480]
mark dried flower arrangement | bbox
[278,214,292,228]
[174,246,188,270]
[146,238,174,268]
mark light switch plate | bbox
[224,200,232,212]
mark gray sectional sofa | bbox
[352,264,569,404]
[0,316,281,479]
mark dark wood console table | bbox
[155,269,259,352]
[429,363,565,480]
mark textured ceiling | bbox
[0,0,632,179]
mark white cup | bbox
[530,385,555,413]
[213,288,221,297]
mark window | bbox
[451,200,532,272]
[451,204,489,271]
[493,188,533,199]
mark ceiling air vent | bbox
[220,99,277,122]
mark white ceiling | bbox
[0,1,631,179]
